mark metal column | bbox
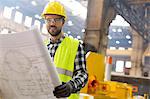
[130,28,144,76]
[84,0,115,54]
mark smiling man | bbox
[41,1,88,99]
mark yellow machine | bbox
[80,52,133,99]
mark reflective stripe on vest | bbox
[56,67,73,77]
[54,36,79,99]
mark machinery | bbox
[80,52,133,99]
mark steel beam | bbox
[127,0,150,4]
[111,0,149,41]
[107,49,132,56]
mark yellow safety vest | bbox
[54,37,79,99]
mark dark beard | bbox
[48,27,61,36]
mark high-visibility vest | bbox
[54,37,79,99]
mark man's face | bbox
[45,14,64,36]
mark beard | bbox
[47,26,62,36]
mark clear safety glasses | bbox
[45,18,63,24]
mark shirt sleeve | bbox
[69,42,88,93]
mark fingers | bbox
[54,90,69,98]
[55,84,66,91]
[53,84,69,98]
[53,83,72,98]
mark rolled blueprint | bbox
[0,27,65,99]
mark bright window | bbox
[14,11,23,24]
[24,16,32,27]
[81,29,85,33]
[31,1,37,6]
[128,40,132,44]
[108,35,112,39]
[118,47,125,50]
[115,60,124,72]
[126,35,131,39]
[110,47,116,50]
[3,6,12,19]
[116,41,120,44]
[117,28,122,32]
[67,31,71,34]
[125,61,132,68]
[34,20,41,30]
[77,36,81,39]
[67,20,74,26]
[112,28,116,32]
[42,24,47,34]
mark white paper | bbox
[0,28,63,99]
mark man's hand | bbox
[53,82,73,98]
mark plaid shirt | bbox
[47,34,88,92]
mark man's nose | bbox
[49,20,56,25]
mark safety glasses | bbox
[45,18,63,23]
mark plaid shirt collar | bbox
[49,34,66,44]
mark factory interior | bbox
[0,0,150,99]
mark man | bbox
[41,1,88,99]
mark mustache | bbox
[49,25,57,28]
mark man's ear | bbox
[62,18,65,24]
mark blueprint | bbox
[0,28,62,99]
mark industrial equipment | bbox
[80,52,133,99]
